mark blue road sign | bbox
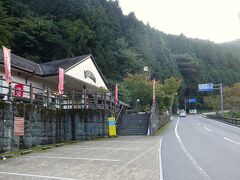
[189,98,196,103]
[198,83,213,92]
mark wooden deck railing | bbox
[0,77,121,112]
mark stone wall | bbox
[0,101,109,153]
[149,103,170,135]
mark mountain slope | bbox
[0,0,240,95]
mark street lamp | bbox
[136,99,140,112]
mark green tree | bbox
[164,77,182,115]
[0,1,12,46]
[120,73,152,111]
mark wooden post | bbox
[114,96,116,112]
[95,92,98,109]
[100,93,103,109]
[8,83,12,101]
[109,94,112,111]
[47,88,50,107]
[72,90,75,109]
[104,93,107,109]
[30,83,33,104]
[84,90,87,109]
[42,85,45,106]
[60,95,63,109]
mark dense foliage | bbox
[1,0,240,107]
[119,74,181,112]
[204,83,240,112]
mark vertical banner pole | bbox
[152,79,156,104]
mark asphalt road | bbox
[1,115,240,180]
[162,115,240,180]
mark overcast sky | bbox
[118,0,240,43]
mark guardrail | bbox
[205,114,240,126]
[0,77,121,112]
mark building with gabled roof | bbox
[0,50,108,99]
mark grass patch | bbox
[154,118,173,136]
[224,111,240,119]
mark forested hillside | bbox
[1,0,240,97]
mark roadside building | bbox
[0,49,108,93]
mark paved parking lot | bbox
[0,136,161,180]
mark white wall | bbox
[65,57,108,90]
[0,65,45,99]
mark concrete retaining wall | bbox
[0,101,109,153]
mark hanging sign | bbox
[15,84,24,97]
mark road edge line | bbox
[175,117,211,180]
[159,137,164,180]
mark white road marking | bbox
[204,127,212,132]
[0,172,77,180]
[197,122,201,126]
[113,146,155,173]
[62,147,141,151]
[175,117,212,180]
[159,137,164,180]
[22,155,119,162]
[223,137,240,146]
[83,140,154,143]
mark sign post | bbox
[199,83,224,114]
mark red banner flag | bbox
[2,46,12,84]
[153,79,156,103]
[115,83,118,105]
[58,68,64,95]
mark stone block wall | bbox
[149,102,170,135]
[0,101,110,153]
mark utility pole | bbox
[184,98,187,112]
